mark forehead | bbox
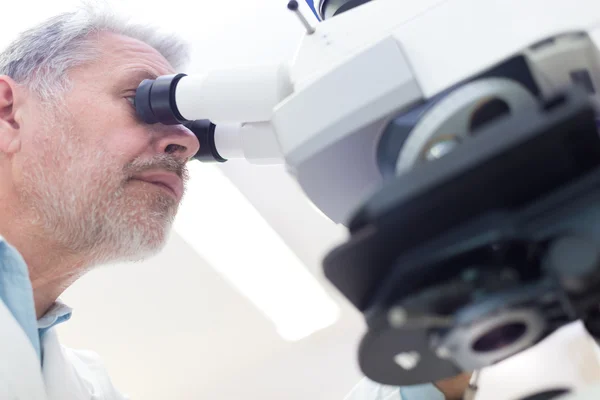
[81,32,176,85]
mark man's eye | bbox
[126,96,135,107]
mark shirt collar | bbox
[38,300,73,338]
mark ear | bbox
[0,75,22,155]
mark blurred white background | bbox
[4,1,600,399]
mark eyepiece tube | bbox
[184,120,283,164]
[184,121,246,163]
[174,65,292,123]
[135,73,189,125]
[135,64,291,125]
[213,123,244,159]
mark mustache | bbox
[124,154,190,183]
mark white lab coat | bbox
[0,300,128,400]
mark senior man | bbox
[0,4,198,398]
[0,4,472,399]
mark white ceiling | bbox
[1,1,372,399]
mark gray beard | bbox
[17,109,181,268]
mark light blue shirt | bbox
[0,236,72,363]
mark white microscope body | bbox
[169,0,600,225]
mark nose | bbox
[153,125,200,161]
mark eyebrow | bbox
[121,69,161,89]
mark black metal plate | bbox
[323,87,600,312]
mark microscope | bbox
[134,0,600,398]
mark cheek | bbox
[69,110,150,166]
[101,127,151,166]
[84,105,151,162]
[16,102,128,188]
[38,93,152,175]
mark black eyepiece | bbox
[135,73,188,125]
[184,120,227,163]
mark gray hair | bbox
[0,1,190,101]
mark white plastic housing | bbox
[175,64,293,123]
[275,0,600,223]
[213,123,244,159]
[290,0,600,96]
[273,36,422,223]
[213,123,283,164]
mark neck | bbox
[0,215,88,319]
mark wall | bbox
[57,232,366,400]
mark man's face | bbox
[13,32,200,265]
